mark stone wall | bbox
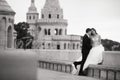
[34,49,81,61]
[0,49,37,80]
[103,51,120,67]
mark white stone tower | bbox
[0,0,15,49]
[38,0,68,38]
[26,0,39,37]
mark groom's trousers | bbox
[78,53,89,75]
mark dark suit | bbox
[78,34,92,75]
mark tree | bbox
[14,22,33,49]
[101,39,120,51]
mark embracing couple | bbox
[72,28,104,75]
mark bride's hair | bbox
[91,28,97,35]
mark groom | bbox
[78,28,92,75]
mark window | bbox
[57,14,59,19]
[48,29,51,35]
[57,44,60,50]
[64,43,66,49]
[9,18,11,23]
[54,29,58,35]
[77,44,79,49]
[68,43,70,49]
[29,16,31,20]
[38,27,41,32]
[33,16,35,19]
[48,43,51,49]
[65,29,67,35]
[42,43,45,49]
[73,43,75,49]
[44,29,47,35]
[49,14,51,18]
[42,14,44,18]
[59,29,62,35]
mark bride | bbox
[82,28,104,71]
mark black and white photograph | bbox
[0,0,120,80]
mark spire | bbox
[28,0,38,13]
[44,0,61,9]
[31,0,34,3]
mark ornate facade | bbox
[27,0,82,50]
[0,0,15,49]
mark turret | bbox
[26,0,39,24]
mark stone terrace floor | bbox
[37,68,100,80]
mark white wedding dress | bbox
[83,35,104,71]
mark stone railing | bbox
[86,51,120,80]
[38,59,73,73]
[87,64,120,80]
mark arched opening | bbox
[57,44,60,50]
[0,17,6,48]
[65,29,67,35]
[48,43,51,49]
[54,29,58,35]
[64,43,66,49]
[73,43,75,49]
[77,44,79,49]
[9,18,11,23]
[49,14,51,19]
[42,43,45,49]
[33,15,35,19]
[0,17,6,31]
[29,16,31,20]
[48,29,51,35]
[57,14,59,19]
[42,14,44,18]
[68,43,70,49]
[38,27,41,32]
[7,26,12,48]
[59,29,62,35]
[44,29,47,35]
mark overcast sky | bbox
[6,0,120,42]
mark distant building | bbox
[27,0,82,51]
[0,0,15,49]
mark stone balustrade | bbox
[38,59,73,73]
[87,51,120,80]
[87,64,120,80]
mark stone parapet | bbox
[103,51,120,67]
[38,59,73,73]
[34,49,81,61]
[87,64,120,80]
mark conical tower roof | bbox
[0,0,15,14]
[28,0,38,13]
[44,0,61,9]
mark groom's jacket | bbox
[82,34,92,55]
